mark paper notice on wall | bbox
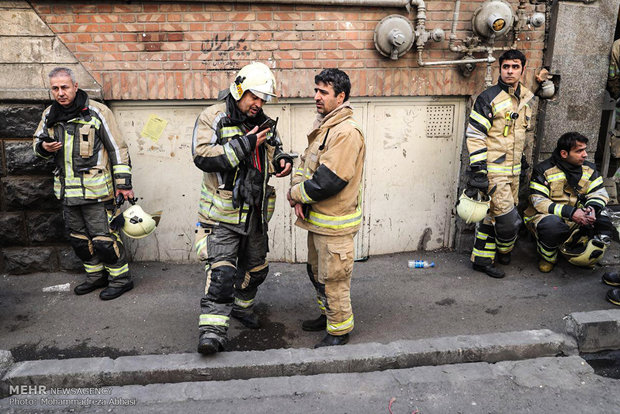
[140,114,168,143]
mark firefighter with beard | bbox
[192,62,293,355]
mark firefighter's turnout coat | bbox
[192,100,281,231]
[289,103,365,236]
[524,157,609,228]
[466,78,534,189]
[33,98,132,205]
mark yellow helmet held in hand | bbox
[560,229,610,268]
[456,190,490,224]
[122,204,161,239]
[230,62,277,102]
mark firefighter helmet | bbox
[456,190,490,224]
[122,205,161,239]
[229,62,277,102]
[560,228,610,267]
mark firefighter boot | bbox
[99,281,134,301]
[538,259,555,273]
[314,333,349,348]
[606,288,620,306]
[231,309,261,329]
[74,276,108,295]
[472,263,505,279]
[197,333,225,355]
[302,314,327,332]
[602,271,620,287]
[496,252,511,265]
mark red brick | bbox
[274,12,301,21]
[100,44,117,52]
[120,14,137,23]
[145,43,163,52]
[138,14,166,23]
[230,13,255,21]
[93,15,119,23]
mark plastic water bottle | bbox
[408,260,435,269]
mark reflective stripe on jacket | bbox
[33,98,132,206]
[466,79,534,177]
[191,101,278,227]
[289,103,365,236]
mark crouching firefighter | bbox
[191,62,293,355]
[524,132,613,273]
[33,67,135,300]
[465,49,534,279]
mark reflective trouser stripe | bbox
[327,314,354,335]
[199,314,230,327]
[84,263,104,274]
[496,235,517,254]
[234,297,254,309]
[105,263,129,277]
[537,240,558,263]
[316,297,326,312]
[471,223,496,263]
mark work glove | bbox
[272,152,294,174]
[465,171,489,198]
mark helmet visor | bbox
[249,88,275,102]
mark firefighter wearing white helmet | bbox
[229,61,277,102]
[524,132,613,273]
[191,62,294,355]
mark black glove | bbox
[520,154,530,181]
[272,153,294,174]
[466,171,489,197]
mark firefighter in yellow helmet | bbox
[192,62,294,355]
[524,132,613,273]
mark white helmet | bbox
[122,205,161,239]
[230,62,276,102]
[456,190,490,224]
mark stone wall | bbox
[0,103,83,274]
[0,1,97,273]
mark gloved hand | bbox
[466,171,489,197]
[272,152,294,174]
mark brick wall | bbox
[31,1,546,101]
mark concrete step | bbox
[1,329,576,396]
[3,355,620,413]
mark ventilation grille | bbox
[426,105,454,138]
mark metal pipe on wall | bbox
[142,0,412,7]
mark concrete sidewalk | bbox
[1,238,620,410]
[1,239,618,360]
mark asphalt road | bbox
[1,238,618,361]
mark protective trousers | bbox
[471,175,520,265]
[306,232,355,336]
[197,213,269,342]
[63,202,131,287]
[528,213,614,263]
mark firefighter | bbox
[287,68,365,348]
[192,62,293,355]
[465,49,534,278]
[33,67,134,300]
[607,38,620,100]
[524,132,613,273]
